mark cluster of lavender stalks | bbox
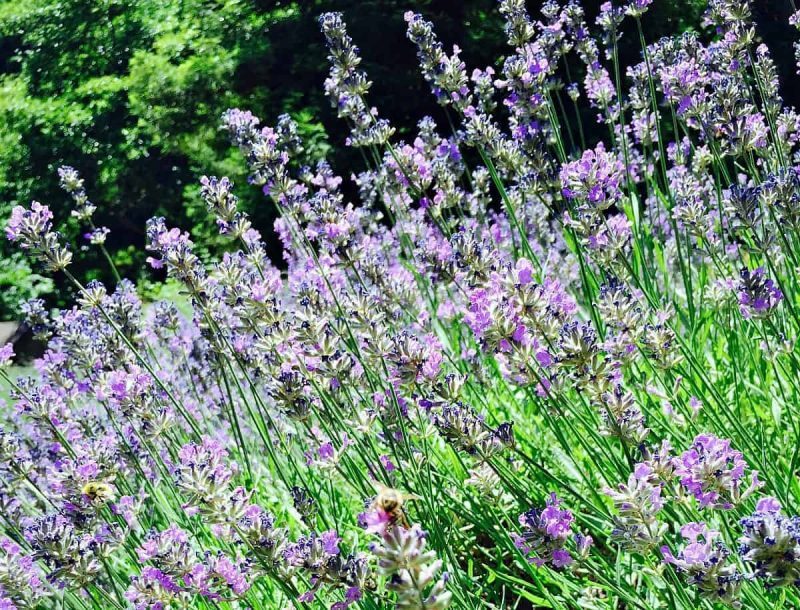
[5,0,800,608]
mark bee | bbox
[81,481,116,504]
[370,483,419,529]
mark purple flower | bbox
[755,496,782,513]
[318,442,335,461]
[58,166,96,220]
[737,267,782,319]
[0,343,14,367]
[740,497,800,587]
[465,289,492,337]
[141,567,182,594]
[318,13,394,146]
[662,522,742,605]
[6,202,52,243]
[625,0,653,17]
[360,508,392,536]
[0,537,47,606]
[405,12,472,112]
[5,202,72,271]
[514,493,575,568]
[145,217,205,291]
[560,143,624,209]
[320,530,341,555]
[674,434,762,509]
[605,462,668,551]
[126,567,185,609]
[379,455,396,472]
[174,437,238,516]
[210,554,250,595]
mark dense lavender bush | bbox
[5,0,800,608]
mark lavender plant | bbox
[5,1,800,608]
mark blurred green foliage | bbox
[0,253,53,315]
[0,0,722,319]
[0,0,295,317]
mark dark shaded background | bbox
[0,0,797,323]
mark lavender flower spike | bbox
[740,497,800,588]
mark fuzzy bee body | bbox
[370,483,419,529]
[81,481,116,504]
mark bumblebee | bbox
[81,481,116,504]
[370,483,419,529]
